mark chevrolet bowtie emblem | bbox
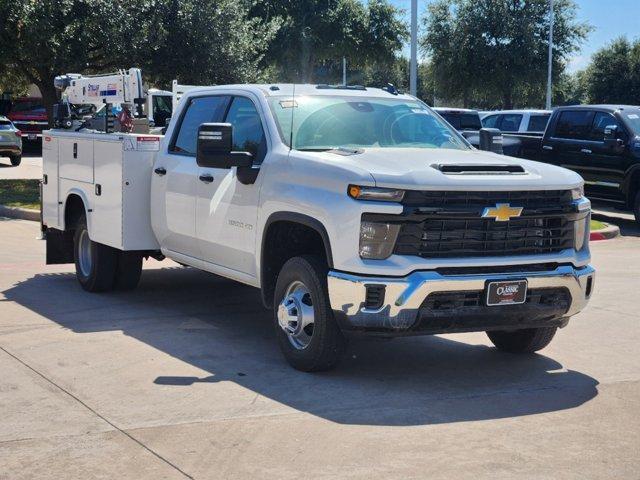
[482,203,523,222]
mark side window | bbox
[171,96,229,155]
[224,97,267,165]
[527,114,550,132]
[500,114,523,132]
[482,114,500,128]
[590,112,626,142]
[152,95,172,128]
[554,110,594,140]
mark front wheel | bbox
[73,214,118,292]
[10,154,21,166]
[487,326,557,353]
[273,255,346,372]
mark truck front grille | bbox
[394,216,574,258]
[402,189,574,208]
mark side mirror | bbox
[603,125,625,150]
[479,128,503,154]
[196,123,253,169]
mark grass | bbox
[0,179,41,210]
[590,219,607,231]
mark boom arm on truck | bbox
[52,68,175,133]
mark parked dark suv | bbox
[517,105,640,223]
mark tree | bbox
[421,0,590,109]
[0,0,279,122]
[581,37,640,105]
[251,0,407,83]
[135,0,279,88]
[0,0,127,122]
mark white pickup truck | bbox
[42,84,595,371]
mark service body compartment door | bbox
[121,136,160,250]
[41,133,60,227]
[59,137,94,183]
[92,139,124,248]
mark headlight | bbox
[571,185,584,200]
[574,214,590,251]
[348,185,405,202]
[359,221,400,259]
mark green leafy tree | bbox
[582,37,640,104]
[251,0,407,83]
[421,0,590,108]
[137,0,279,88]
[0,0,128,121]
[0,0,278,122]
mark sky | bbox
[389,0,640,72]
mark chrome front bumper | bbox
[327,265,595,332]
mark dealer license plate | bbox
[486,280,527,306]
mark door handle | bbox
[154,167,166,176]
[199,174,214,183]
[581,148,592,154]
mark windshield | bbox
[623,109,640,135]
[439,112,482,131]
[269,95,469,151]
[11,100,45,114]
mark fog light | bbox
[574,215,589,251]
[359,221,400,259]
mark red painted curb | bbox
[590,224,620,241]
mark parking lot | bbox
[1,207,639,478]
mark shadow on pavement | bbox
[3,266,599,426]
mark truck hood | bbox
[325,148,583,191]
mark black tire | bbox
[114,252,143,291]
[273,255,346,372]
[10,155,21,166]
[633,190,640,225]
[73,213,118,292]
[487,326,557,353]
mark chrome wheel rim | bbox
[277,281,315,350]
[78,229,92,277]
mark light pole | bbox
[410,0,418,96]
[342,57,347,86]
[546,0,554,109]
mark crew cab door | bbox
[582,111,629,201]
[151,95,229,258]
[544,110,595,180]
[196,95,267,277]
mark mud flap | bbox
[46,228,74,264]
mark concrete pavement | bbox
[0,151,42,180]
[0,218,639,479]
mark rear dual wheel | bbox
[73,213,142,292]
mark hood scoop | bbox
[433,163,526,175]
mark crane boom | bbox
[54,68,144,107]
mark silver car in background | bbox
[0,116,22,166]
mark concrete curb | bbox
[0,205,40,222]
[590,224,620,241]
